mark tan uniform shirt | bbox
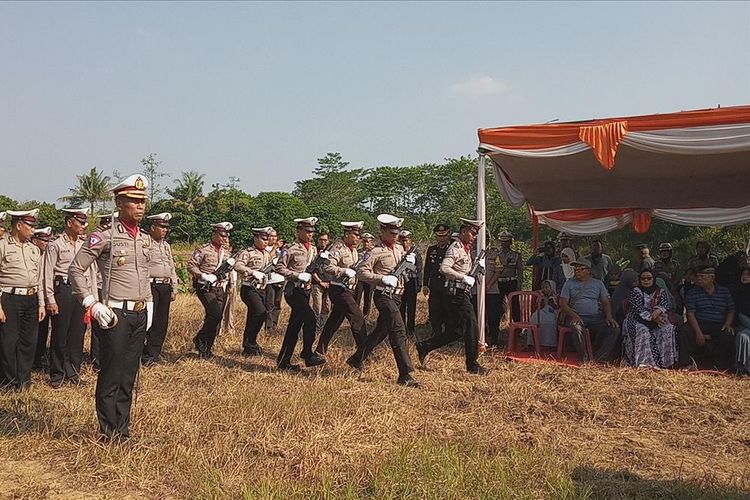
[147,237,179,293]
[44,233,96,305]
[440,240,472,281]
[0,234,44,303]
[276,241,316,281]
[484,247,501,294]
[69,224,153,303]
[187,243,226,279]
[323,241,359,287]
[357,242,406,290]
[235,246,271,287]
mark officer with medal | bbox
[188,221,235,359]
[348,214,419,387]
[234,226,275,356]
[68,175,152,440]
[142,213,179,366]
[32,226,53,372]
[275,217,326,371]
[489,231,523,323]
[314,221,367,357]
[417,218,488,375]
[44,208,93,387]
[422,223,451,339]
[0,209,46,391]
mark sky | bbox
[1,1,748,203]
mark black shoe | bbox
[416,342,428,366]
[278,363,302,373]
[468,365,489,375]
[346,355,363,371]
[242,345,262,356]
[304,354,326,368]
[397,374,421,388]
[50,379,64,390]
[141,357,156,367]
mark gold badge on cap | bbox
[135,176,145,190]
[117,256,127,266]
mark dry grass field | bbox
[1,292,749,499]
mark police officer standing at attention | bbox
[142,213,179,366]
[0,209,46,391]
[88,211,116,370]
[417,219,487,375]
[422,223,450,339]
[348,214,419,387]
[68,174,151,440]
[234,226,274,356]
[315,221,367,356]
[188,222,234,359]
[491,231,523,323]
[275,217,326,371]
[32,226,53,372]
[45,208,93,388]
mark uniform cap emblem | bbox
[135,176,146,190]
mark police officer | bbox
[0,209,46,391]
[234,226,275,356]
[417,218,487,375]
[32,226,53,371]
[264,228,284,334]
[68,174,152,440]
[142,213,179,366]
[348,214,419,387]
[45,208,93,388]
[188,222,235,359]
[275,217,326,371]
[653,242,682,287]
[88,211,116,370]
[491,231,523,323]
[314,221,367,356]
[422,223,450,339]
[0,211,7,238]
[398,230,422,338]
[355,232,375,317]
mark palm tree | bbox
[60,167,112,214]
[167,171,206,211]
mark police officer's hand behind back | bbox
[47,303,59,316]
[38,306,45,322]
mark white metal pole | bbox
[477,153,487,350]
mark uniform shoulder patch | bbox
[192,248,202,259]
[87,234,102,248]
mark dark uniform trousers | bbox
[421,291,479,371]
[34,313,50,369]
[144,283,173,362]
[355,281,372,317]
[96,308,146,437]
[497,279,520,322]
[0,294,39,389]
[89,288,102,368]
[677,320,734,370]
[240,285,267,350]
[277,284,316,366]
[265,284,283,331]
[351,291,414,377]
[427,281,447,339]
[194,284,226,352]
[50,281,86,382]
[315,285,367,355]
[485,293,503,346]
[399,279,418,336]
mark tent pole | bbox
[477,153,487,352]
[532,209,539,255]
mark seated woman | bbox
[528,279,559,348]
[622,269,678,368]
[733,267,750,375]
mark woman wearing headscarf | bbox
[611,269,638,325]
[732,267,750,375]
[622,268,678,368]
[528,279,559,348]
[552,248,576,292]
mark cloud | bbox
[450,75,510,97]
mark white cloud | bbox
[450,75,510,97]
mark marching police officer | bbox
[355,232,375,317]
[275,217,326,371]
[32,226,53,371]
[69,174,152,440]
[0,209,46,391]
[45,208,93,387]
[348,214,419,387]
[234,226,275,356]
[142,213,179,366]
[422,223,451,339]
[188,222,235,359]
[314,221,367,356]
[417,218,487,375]
[264,228,284,334]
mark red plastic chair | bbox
[556,324,594,361]
[506,291,543,355]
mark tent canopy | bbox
[477,105,750,235]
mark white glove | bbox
[381,275,398,288]
[344,268,356,279]
[225,257,236,267]
[406,254,416,264]
[91,302,115,327]
[201,273,218,284]
[252,270,266,281]
[298,272,312,283]
[462,275,476,288]
[478,258,486,269]
[319,251,330,259]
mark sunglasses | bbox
[640,276,654,281]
